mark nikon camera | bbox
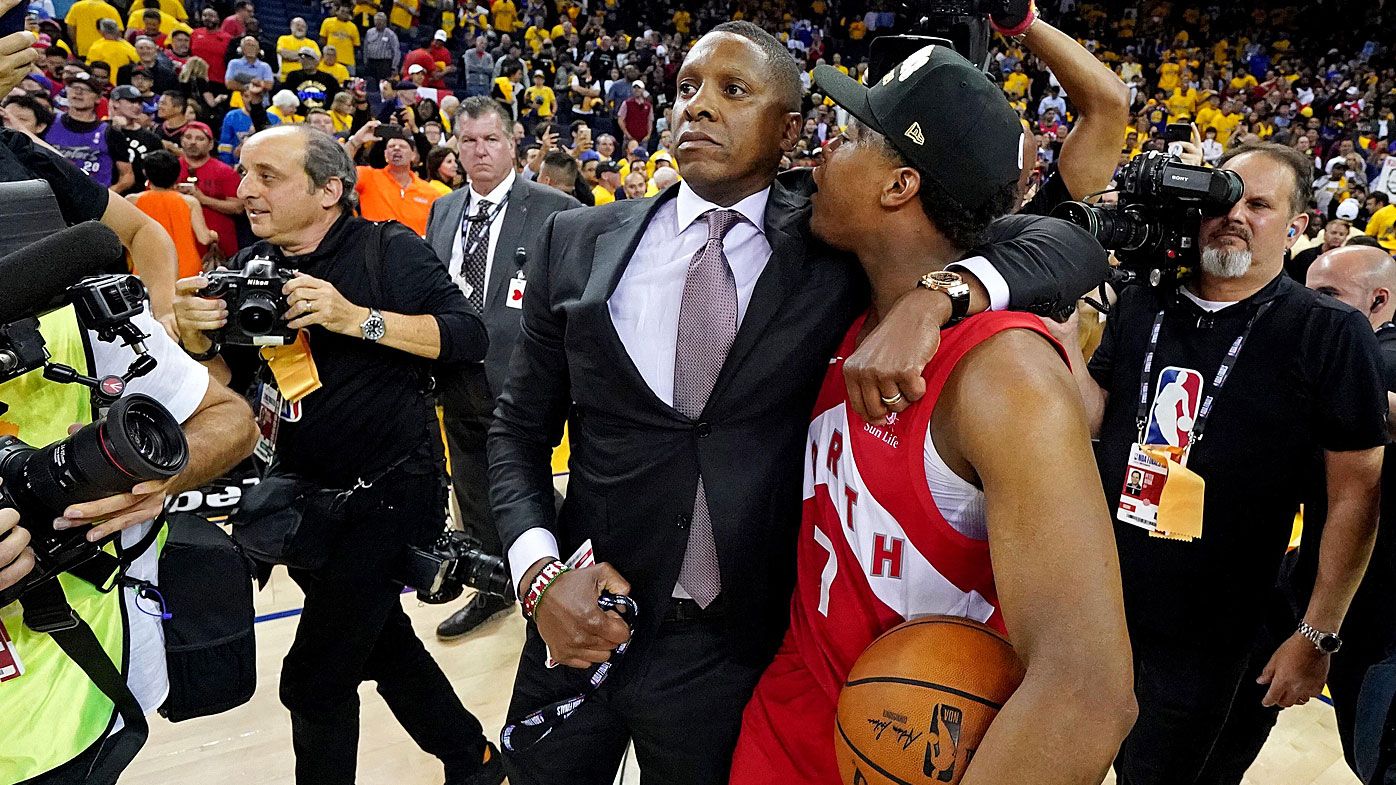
[200,258,297,346]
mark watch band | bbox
[185,340,222,362]
[1297,620,1342,653]
[917,272,971,328]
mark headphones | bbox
[1288,228,1297,237]
[1374,293,1387,312]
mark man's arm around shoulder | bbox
[939,328,1136,785]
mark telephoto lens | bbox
[0,393,189,605]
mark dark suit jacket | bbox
[488,169,1109,669]
[425,174,581,395]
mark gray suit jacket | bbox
[426,174,580,394]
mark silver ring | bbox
[880,392,904,406]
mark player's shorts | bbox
[729,642,840,785]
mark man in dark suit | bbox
[488,23,1109,785]
[426,95,580,639]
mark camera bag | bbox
[228,475,353,570]
[157,511,258,722]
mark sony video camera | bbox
[403,530,512,604]
[1052,151,1244,288]
[867,0,1024,81]
[200,258,297,347]
[0,393,190,607]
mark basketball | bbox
[834,616,1025,785]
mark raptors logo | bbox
[923,704,964,782]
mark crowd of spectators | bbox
[4,0,1396,259]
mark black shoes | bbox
[446,741,505,785]
[436,592,514,640]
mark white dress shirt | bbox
[507,182,773,590]
[449,169,516,301]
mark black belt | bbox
[664,595,726,622]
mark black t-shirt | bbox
[283,69,343,108]
[222,214,486,485]
[119,127,164,193]
[0,127,109,225]
[1088,274,1387,646]
[1285,245,1324,283]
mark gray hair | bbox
[298,127,358,213]
[455,95,513,136]
[98,18,120,33]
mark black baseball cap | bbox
[813,45,1023,211]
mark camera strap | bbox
[19,579,149,783]
[1134,300,1274,459]
[501,591,638,754]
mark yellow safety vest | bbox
[0,308,130,782]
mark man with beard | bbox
[108,84,163,192]
[1046,142,1388,785]
[179,121,242,258]
[488,20,1107,785]
[45,71,133,191]
[189,6,231,85]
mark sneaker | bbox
[436,592,513,640]
[446,741,505,785]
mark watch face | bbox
[1319,634,1341,653]
[363,314,386,341]
[925,270,962,287]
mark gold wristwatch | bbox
[917,270,971,328]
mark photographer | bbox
[171,126,499,785]
[1046,143,1387,785]
[0,285,257,784]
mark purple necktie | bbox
[674,208,741,608]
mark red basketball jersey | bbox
[787,309,1063,705]
[730,310,1067,785]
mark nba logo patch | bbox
[1145,367,1203,449]
[280,399,302,422]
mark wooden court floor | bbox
[123,575,1361,785]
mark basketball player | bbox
[729,47,1137,784]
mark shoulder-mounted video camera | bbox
[1052,151,1244,289]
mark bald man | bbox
[1303,245,1396,777]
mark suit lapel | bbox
[710,179,810,404]
[485,177,530,310]
[589,187,682,412]
[433,191,468,266]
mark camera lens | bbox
[238,294,281,335]
[1053,201,1152,253]
[4,394,189,522]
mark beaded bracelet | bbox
[522,559,570,619]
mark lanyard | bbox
[501,591,638,753]
[1134,299,1274,456]
[458,192,511,265]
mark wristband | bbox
[185,340,222,361]
[991,2,1037,37]
[521,559,569,619]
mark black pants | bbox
[504,610,763,785]
[366,58,395,82]
[438,365,502,557]
[279,468,487,784]
[1114,637,1260,785]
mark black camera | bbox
[0,318,48,383]
[1053,152,1244,288]
[403,530,511,604]
[0,393,190,606]
[201,258,297,347]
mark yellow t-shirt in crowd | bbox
[1003,71,1029,98]
[592,184,614,205]
[276,35,319,77]
[65,0,123,57]
[1367,205,1396,251]
[1195,104,1220,130]
[87,38,140,76]
[319,18,361,67]
[848,20,866,40]
[1212,112,1243,146]
[353,0,380,28]
[524,85,555,117]
[1166,88,1196,122]
[672,9,690,34]
[319,61,350,84]
[1230,73,1258,91]
[390,0,419,31]
[492,0,518,32]
[1157,62,1181,91]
